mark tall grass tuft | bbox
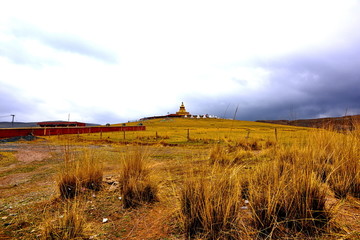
[57,148,103,199]
[307,128,360,199]
[179,167,245,239]
[209,144,255,166]
[249,153,332,238]
[42,201,87,240]
[119,147,158,208]
[77,151,103,191]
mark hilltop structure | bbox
[176,102,190,116]
[140,102,218,120]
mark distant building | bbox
[176,102,190,116]
[37,121,86,127]
[140,102,218,120]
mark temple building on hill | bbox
[140,102,218,120]
[176,102,190,116]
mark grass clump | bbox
[249,153,332,238]
[42,202,88,240]
[307,129,360,199]
[57,148,103,199]
[209,144,256,166]
[119,147,159,208]
[179,167,246,239]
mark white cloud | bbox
[0,0,359,123]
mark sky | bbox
[1,0,360,124]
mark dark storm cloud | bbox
[188,42,360,121]
[1,22,118,65]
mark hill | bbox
[0,121,100,128]
[0,122,38,128]
[1,117,359,239]
[256,114,360,130]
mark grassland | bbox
[0,118,359,239]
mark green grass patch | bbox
[0,151,19,167]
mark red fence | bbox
[0,126,146,139]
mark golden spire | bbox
[176,102,190,115]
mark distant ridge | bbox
[256,114,360,130]
[0,122,37,128]
[0,121,100,128]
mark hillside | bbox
[257,114,360,130]
[0,117,359,239]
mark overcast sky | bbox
[1,0,359,124]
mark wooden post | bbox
[274,128,278,142]
[246,129,250,139]
[187,129,190,141]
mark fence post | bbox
[187,129,190,141]
[246,129,250,139]
[274,128,278,142]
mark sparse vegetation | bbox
[57,147,103,199]
[118,147,159,208]
[42,201,88,240]
[179,166,246,239]
[1,118,359,239]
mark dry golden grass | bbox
[57,147,103,199]
[1,118,360,239]
[41,201,88,240]
[249,157,331,238]
[118,147,159,208]
[179,166,248,239]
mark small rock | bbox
[102,218,108,223]
[244,200,249,204]
[104,177,117,185]
[1,216,8,220]
[240,206,248,210]
[118,197,122,200]
[109,184,119,192]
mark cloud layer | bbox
[1,1,360,124]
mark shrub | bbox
[119,148,158,208]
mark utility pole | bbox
[233,105,239,120]
[11,114,15,127]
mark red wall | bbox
[0,126,146,139]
